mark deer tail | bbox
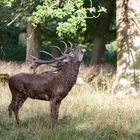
[8,106,13,117]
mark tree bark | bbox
[90,0,114,66]
[26,22,41,63]
[18,32,26,47]
[112,0,140,95]
[90,37,106,65]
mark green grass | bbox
[0,62,140,140]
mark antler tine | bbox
[40,51,57,60]
[29,42,70,72]
[30,55,64,64]
[30,55,61,73]
[30,52,68,69]
[61,41,68,54]
[89,0,93,8]
[68,41,73,51]
[50,46,64,55]
[30,55,41,62]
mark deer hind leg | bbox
[8,95,27,125]
[14,96,27,125]
[8,99,15,118]
[8,95,17,118]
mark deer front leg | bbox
[50,99,61,128]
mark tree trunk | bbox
[26,22,41,63]
[112,0,140,95]
[18,32,26,47]
[90,37,106,65]
[90,0,114,66]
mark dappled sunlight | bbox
[113,0,140,95]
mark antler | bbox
[61,41,68,54]
[68,41,73,51]
[40,51,57,60]
[30,44,69,73]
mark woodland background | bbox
[0,0,140,139]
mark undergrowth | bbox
[0,62,140,140]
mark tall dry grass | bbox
[0,61,140,140]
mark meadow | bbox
[0,62,140,140]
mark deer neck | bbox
[61,61,80,77]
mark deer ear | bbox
[81,48,86,53]
[69,52,74,57]
[62,56,70,63]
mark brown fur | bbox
[8,47,85,128]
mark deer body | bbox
[9,62,79,101]
[8,47,85,128]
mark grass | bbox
[0,62,140,140]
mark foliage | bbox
[29,0,105,38]
[0,24,25,61]
[0,0,116,65]
[0,0,14,6]
[104,41,116,64]
[1,0,105,38]
[0,45,26,61]
[85,0,116,42]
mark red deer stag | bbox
[8,44,85,128]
